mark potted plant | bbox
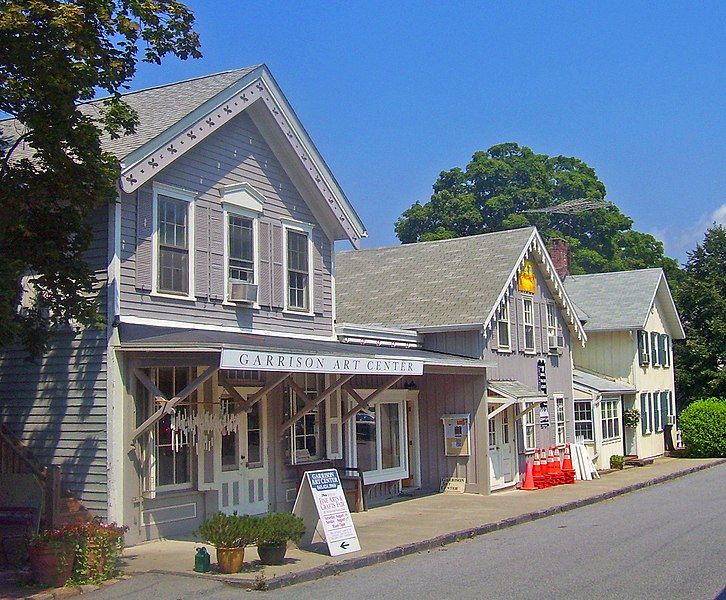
[68,521,127,584]
[623,408,640,429]
[610,454,625,470]
[28,527,77,587]
[196,512,259,574]
[256,513,306,565]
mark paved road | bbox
[90,464,726,600]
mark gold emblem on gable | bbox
[518,260,536,294]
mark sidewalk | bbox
[121,457,725,590]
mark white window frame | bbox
[522,297,536,354]
[600,397,621,441]
[637,330,650,366]
[647,392,654,434]
[288,373,322,465]
[282,220,315,316]
[148,366,195,493]
[574,400,594,442]
[522,402,536,451]
[497,298,512,352]
[651,331,660,367]
[546,303,557,340]
[223,204,261,307]
[349,392,408,485]
[151,182,196,301]
[661,334,671,368]
[554,395,566,446]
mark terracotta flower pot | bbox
[216,547,245,573]
[29,543,74,587]
[257,543,287,565]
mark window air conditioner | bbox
[666,415,677,426]
[228,281,258,303]
[548,335,565,353]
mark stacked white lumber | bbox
[572,443,599,480]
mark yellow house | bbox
[563,268,685,466]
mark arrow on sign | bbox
[340,541,350,550]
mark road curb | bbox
[257,459,726,590]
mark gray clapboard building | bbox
[336,228,587,490]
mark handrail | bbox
[0,423,48,480]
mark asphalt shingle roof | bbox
[573,369,636,394]
[0,67,259,162]
[336,228,535,329]
[563,268,663,332]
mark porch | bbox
[119,456,722,589]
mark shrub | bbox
[256,513,306,547]
[609,455,625,470]
[67,521,127,585]
[679,397,726,457]
[196,512,260,548]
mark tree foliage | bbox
[674,225,726,404]
[395,143,679,279]
[0,0,201,354]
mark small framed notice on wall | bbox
[441,413,471,456]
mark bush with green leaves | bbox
[679,397,726,457]
[256,513,306,547]
[196,512,260,549]
[609,455,625,470]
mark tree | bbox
[394,143,679,278]
[674,225,726,405]
[0,0,201,354]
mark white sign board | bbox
[220,349,423,375]
[292,469,361,557]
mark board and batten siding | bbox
[119,111,335,337]
[0,205,110,516]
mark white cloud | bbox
[671,203,726,259]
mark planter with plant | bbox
[67,521,127,585]
[196,512,259,573]
[609,454,625,470]
[28,527,77,587]
[623,408,640,429]
[255,512,306,565]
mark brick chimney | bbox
[549,238,570,280]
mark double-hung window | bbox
[574,400,594,442]
[523,298,536,353]
[546,304,557,341]
[228,214,255,283]
[554,395,566,446]
[660,334,671,367]
[156,192,193,296]
[497,299,511,350]
[149,367,193,489]
[286,229,310,312]
[637,330,650,366]
[651,331,660,366]
[523,403,536,451]
[600,398,620,440]
[654,391,662,432]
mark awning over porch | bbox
[573,369,636,395]
[117,324,491,374]
[486,380,546,421]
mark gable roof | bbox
[336,227,587,343]
[563,268,685,338]
[1,65,366,247]
[573,368,636,395]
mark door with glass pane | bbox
[217,396,268,516]
[489,405,516,490]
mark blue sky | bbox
[128,3,723,261]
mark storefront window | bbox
[380,403,401,469]
[247,402,262,465]
[356,408,377,471]
[153,367,193,488]
[287,374,320,463]
[220,398,238,472]
[353,396,407,483]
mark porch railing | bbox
[0,423,61,529]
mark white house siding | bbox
[572,330,636,383]
[0,206,110,515]
[118,110,335,338]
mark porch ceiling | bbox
[117,324,491,373]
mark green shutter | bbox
[640,393,648,434]
[661,392,669,427]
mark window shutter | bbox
[209,208,225,301]
[660,392,669,428]
[662,335,670,367]
[325,387,343,460]
[258,221,272,307]
[195,205,210,300]
[637,331,646,365]
[640,393,648,435]
[135,188,154,292]
[313,233,325,315]
[651,332,659,365]
[271,224,285,309]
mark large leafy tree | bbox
[0,0,201,354]
[395,143,679,279]
[674,225,726,405]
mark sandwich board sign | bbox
[292,469,361,557]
